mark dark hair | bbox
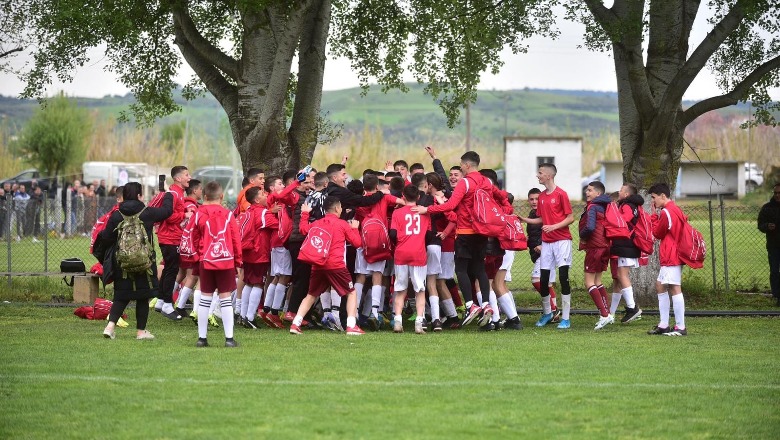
[528,188,541,197]
[410,163,424,172]
[326,163,345,178]
[324,196,341,212]
[426,172,443,191]
[384,171,400,179]
[402,185,419,202]
[241,177,250,188]
[362,169,375,178]
[185,179,201,196]
[204,181,223,201]
[507,193,515,204]
[264,176,282,192]
[246,186,262,203]
[363,173,378,191]
[461,151,480,167]
[113,186,123,197]
[449,165,462,173]
[588,181,605,194]
[393,160,408,169]
[411,173,426,188]
[282,170,297,184]
[390,176,405,192]
[123,182,143,201]
[479,168,498,185]
[622,183,638,195]
[539,163,557,175]
[246,168,264,180]
[171,166,188,179]
[648,183,671,198]
[313,172,329,187]
[347,179,365,195]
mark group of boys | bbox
[148,149,690,347]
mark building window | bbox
[537,156,555,168]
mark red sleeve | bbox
[428,179,467,214]
[560,192,573,216]
[443,210,457,223]
[345,224,363,248]
[390,209,401,233]
[384,194,401,205]
[443,221,456,236]
[230,214,242,267]
[652,210,670,240]
[192,212,203,258]
[272,181,300,206]
[620,204,634,223]
[165,193,185,226]
[299,212,311,235]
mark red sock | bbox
[588,285,608,317]
[449,282,463,307]
[549,285,558,310]
[597,284,609,312]
[532,281,542,293]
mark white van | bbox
[82,162,159,191]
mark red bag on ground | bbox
[74,298,115,320]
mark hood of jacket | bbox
[118,199,145,216]
[590,194,612,207]
[623,194,645,207]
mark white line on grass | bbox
[2,374,778,391]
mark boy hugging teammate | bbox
[526,188,560,322]
[579,181,614,330]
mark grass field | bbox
[1,304,778,439]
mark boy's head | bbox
[411,172,427,192]
[585,180,605,201]
[402,184,419,203]
[389,176,405,193]
[426,172,444,192]
[282,170,297,186]
[326,163,348,187]
[347,179,365,195]
[363,173,379,192]
[114,186,124,202]
[609,191,619,202]
[204,181,223,202]
[479,168,498,186]
[247,168,265,187]
[537,163,557,186]
[123,182,143,201]
[185,179,201,198]
[528,187,541,209]
[648,182,671,208]
[241,176,250,188]
[460,151,480,174]
[410,163,425,175]
[393,160,409,179]
[449,166,463,187]
[619,182,638,201]
[171,165,191,188]
[246,186,266,206]
[313,171,329,190]
[323,196,342,215]
[264,176,283,193]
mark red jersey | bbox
[651,200,684,267]
[356,194,398,226]
[427,172,509,233]
[269,181,300,248]
[156,184,186,245]
[300,211,362,270]
[390,205,430,266]
[191,204,242,270]
[241,204,277,264]
[538,186,573,242]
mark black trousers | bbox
[454,234,489,305]
[109,299,150,330]
[159,244,179,303]
[286,241,312,314]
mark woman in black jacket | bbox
[99,182,173,340]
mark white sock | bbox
[161,301,175,314]
[176,287,192,309]
[610,293,622,316]
[371,285,382,317]
[264,283,276,309]
[331,290,341,310]
[442,298,457,318]
[220,297,234,339]
[498,294,518,319]
[173,282,181,299]
[197,295,212,339]
[293,315,304,326]
[234,296,241,315]
[475,291,483,305]
[154,297,164,311]
[561,294,571,320]
[672,293,685,329]
[247,286,263,320]
[542,297,552,315]
[354,282,364,308]
[429,296,440,320]
[192,290,201,314]
[240,285,252,318]
[622,286,636,309]
[209,296,219,314]
[658,292,670,328]
[321,291,332,311]
[346,316,356,328]
[488,291,500,322]
[272,284,286,311]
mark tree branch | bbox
[680,53,780,126]
[0,47,23,59]
[583,0,619,30]
[171,3,238,80]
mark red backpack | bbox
[464,176,507,238]
[90,205,118,256]
[299,225,333,266]
[179,214,199,263]
[361,218,392,263]
[73,298,113,320]
[238,208,264,252]
[201,210,238,270]
[604,202,631,239]
[677,217,706,269]
[630,206,654,254]
[499,214,528,251]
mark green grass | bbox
[0,304,778,439]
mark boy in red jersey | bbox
[390,185,431,334]
[648,183,687,336]
[526,188,560,322]
[156,165,191,320]
[426,172,461,329]
[237,187,276,329]
[608,184,644,323]
[191,181,242,347]
[175,179,202,318]
[521,163,575,329]
[579,181,614,330]
[290,197,365,335]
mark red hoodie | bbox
[192,204,242,270]
[240,203,278,264]
[156,184,186,245]
[427,172,510,234]
[651,200,684,267]
[299,211,362,270]
[269,181,300,248]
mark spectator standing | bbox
[758,183,780,306]
[83,184,98,235]
[13,184,30,241]
[26,186,44,242]
[0,188,7,239]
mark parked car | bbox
[0,168,55,195]
[744,162,764,192]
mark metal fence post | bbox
[6,195,11,288]
[43,190,49,272]
[708,199,717,291]
[719,195,730,292]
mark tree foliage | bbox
[16,93,91,177]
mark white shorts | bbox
[438,252,455,280]
[657,265,682,286]
[540,240,573,270]
[500,251,515,282]
[394,265,427,293]
[354,248,387,275]
[617,257,639,268]
[270,247,292,276]
[426,245,442,276]
[532,259,557,282]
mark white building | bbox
[599,160,745,198]
[504,136,583,200]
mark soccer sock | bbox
[597,284,609,312]
[240,285,252,318]
[354,282,364,308]
[321,290,332,312]
[198,295,212,339]
[176,286,192,309]
[475,290,483,305]
[371,285,382,317]
[541,296,552,315]
[532,281,542,293]
[247,286,263,321]
[561,294,571,320]
[498,293,518,319]
[161,301,175,314]
[658,292,670,328]
[430,296,440,321]
[235,296,241,315]
[346,316,356,328]
[209,295,219,315]
[264,283,276,312]
[672,293,685,329]
[272,283,286,311]
[192,290,201,314]
[293,315,304,326]
[610,293,622,316]
[588,286,608,317]
[622,286,636,309]
[362,294,373,317]
[442,298,457,318]
[155,298,164,311]
[448,281,463,307]
[172,282,182,303]
[549,285,558,310]
[220,298,234,339]
[488,291,500,323]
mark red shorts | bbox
[199,267,236,294]
[584,248,610,274]
[308,267,354,297]
[485,255,502,280]
[609,257,618,280]
[180,260,200,275]
[243,262,269,286]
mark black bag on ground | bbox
[60,258,86,273]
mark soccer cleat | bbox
[346,326,365,335]
[414,321,426,334]
[432,319,443,332]
[455,305,466,319]
[331,315,345,332]
[665,326,687,336]
[321,315,337,331]
[367,315,380,331]
[208,314,220,328]
[407,313,417,322]
[136,330,155,340]
[102,328,115,339]
[479,321,497,332]
[556,319,571,329]
[477,304,494,327]
[189,311,198,324]
[149,298,158,309]
[535,312,554,327]
[503,316,523,330]
[162,310,183,321]
[267,313,285,329]
[393,320,404,333]
[259,311,274,328]
[195,338,209,347]
[647,325,672,335]
[242,318,259,330]
[289,324,303,335]
[175,307,190,318]
[441,316,461,330]
[621,307,643,324]
[594,315,612,330]
[551,309,562,323]
[461,304,482,326]
[224,338,239,348]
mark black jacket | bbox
[98,194,173,299]
[326,182,384,220]
[526,209,542,262]
[758,197,780,250]
[610,194,644,258]
[287,187,309,244]
[432,158,453,198]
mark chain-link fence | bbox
[1,193,771,293]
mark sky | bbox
[0,4,776,102]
